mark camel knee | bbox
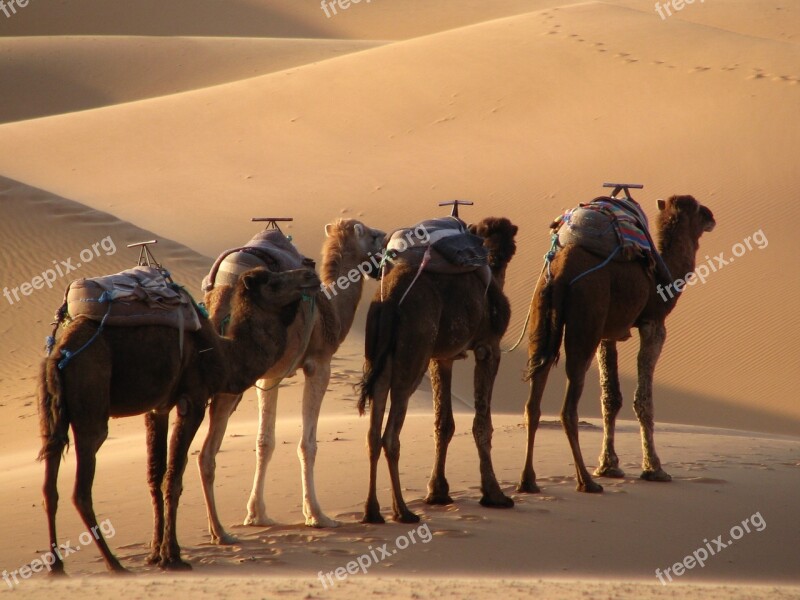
[382,435,400,460]
[298,437,317,461]
[472,421,493,447]
[256,433,276,455]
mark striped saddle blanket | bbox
[203,229,315,291]
[552,196,653,262]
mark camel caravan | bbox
[37,184,714,572]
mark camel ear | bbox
[354,223,364,238]
[467,223,477,235]
[657,199,666,211]
[242,270,268,291]
[324,223,333,238]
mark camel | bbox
[38,267,320,573]
[198,218,385,542]
[517,195,715,494]
[359,216,518,524]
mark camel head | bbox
[657,195,716,239]
[323,218,386,281]
[468,217,519,277]
[237,267,321,325]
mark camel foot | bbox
[361,502,385,524]
[48,564,67,577]
[211,531,239,545]
[305,515,341,529]
[516,479,540,494]
[145,551,161,566]
[393,510,421,524]
[640,468,672,482]
[479,492,515,508]
[160,557,192,571]
[243,514,276,527]
[594,465,625,478]
[424,492,454,505]
[577,480,604,493]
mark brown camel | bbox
[198,219,385,542]
[518,195,715,494]
[359,217,518,524]
[38,267,320,573]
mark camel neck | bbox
[322,249,365,343]
[223,304,287,393]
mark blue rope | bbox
[569,245,621,286]
[544,234,559,283]
[57,291,113,370]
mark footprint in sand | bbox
[683,477,727,484]
[458,514,487,522]
[432,529,472,539]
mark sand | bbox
[0,1,798,598]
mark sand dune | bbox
[0,3,797,433]
[0,36,384,123]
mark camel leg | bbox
[384,385,418,523]
[595,341,625,478]
[635,322,672,482]
[473,345,514,508]
[517,360,553,493]
[145,411,169,565]
[71,421,127,572]
[299,359,339,528]
[562,351,603,493]
[425,359,455,505]
[244,380,280,526]
[362,366,390,524]
[197,393,241,544]
[42,433,67,575]
[159,396,205,570]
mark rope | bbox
[398,246,431,306]
[569,245,621,286]
[253,293,317,393]
[57,291,113,370]
[501,261,547,354]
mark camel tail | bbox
[357,299,397,416]
[525,279,566,381]
[37,359,70,462]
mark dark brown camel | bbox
[359,217,518,523]
[518,195,715,494]
[38,267,320,573]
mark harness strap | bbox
[398,246,432,306]
[57,291,113,370]
[569,245,621,286]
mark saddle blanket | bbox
[386,216,489,273]
[203,228,315,291]
[552,196,653,261]
[66,266,202,331]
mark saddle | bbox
[383,216,492,300]
[386,216,489,274]
[549,196,672,283]
[203,228,315,291]
[66,265,202,331]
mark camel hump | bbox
[65,265,202,331]
[203,229,315,291]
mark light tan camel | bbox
[359,217,518,523]
[198,219,385,542]
[518,195,715,493]
[38,267,320,573]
